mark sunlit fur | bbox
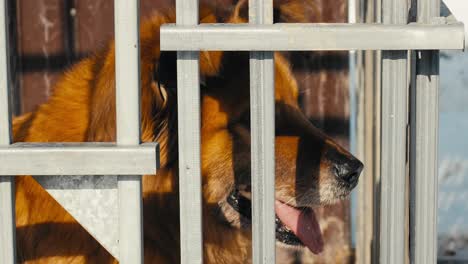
[12,2,358,263]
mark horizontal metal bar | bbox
[0,143,158,175]
[160,22,465,51]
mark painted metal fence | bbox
[0,0,465,264]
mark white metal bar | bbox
[176,0,203,263]
[372,1,382,262]
[379,0,408,263]
[114,0,143,263]
[160,23,465,51]
[0,143,158,175]
[249,0,275,263]
[356,2,383,263]
[0,0,16,262]
[409,0,440,263]
[177,52,203,264]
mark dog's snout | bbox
[332,159,363,187]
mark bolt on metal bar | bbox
[0,0,16,262]
[409,0,440,263]
[176,0,203,263]
[114,0,143,263]
[379,0,408,263]
[249,0,276,263]
[160,22,465,51]
[0,143,159,176]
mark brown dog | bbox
[12,3,362,264]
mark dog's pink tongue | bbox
[274,201,323,254]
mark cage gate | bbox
[0,0,465,264]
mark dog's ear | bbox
[230,0,319,23]
[273,0,320,22]
[153,51,175,107]
[199,7,223,77]
[155,51,220,96]
[230,0,248,22]
[155,45,220,100]
[154,6,223,92]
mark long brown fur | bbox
[12,2,359,263]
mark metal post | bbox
[249,0,275,263]
[380,0,408,263]
[176,0,203,263]
[410,0,440,263]
[114,0,143,263]
[0,0,16,261]
[356,1,382,263]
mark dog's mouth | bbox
[226,189,324,254]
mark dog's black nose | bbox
[333,159,363,186]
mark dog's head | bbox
[156,43,361,258]
[198,52,362,253]
[134,2,363,255]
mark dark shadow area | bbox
[287,52,349,72]
[16,223,114,262]
[294,136,323,204]
[308,117,350,138]
[17,54,87,73]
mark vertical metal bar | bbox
[380,1,408,264]
[114,0,143,263]
[372,3,382,262]
[249,0,275,263]
[356,2,384,263]
[0,0,16,262]
[176,0,203,264]
[373,3,383,263]
[409,0,440,263]
[355,1,374,263]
